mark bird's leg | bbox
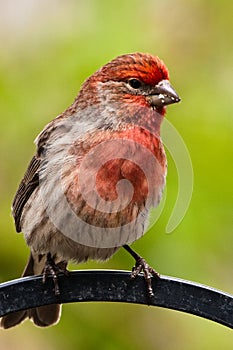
[42,253,69,296]
[123,245,160,297]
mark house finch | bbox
[1,52,180,329]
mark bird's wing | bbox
[12,155,41,232]
[12,117,60,233]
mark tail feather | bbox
[28,304,61,327]
[1,310,28,329]
[1,252,62,329]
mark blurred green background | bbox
[0,0,232,349]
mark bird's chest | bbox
[66,126,166,208]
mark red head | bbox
[98,53,169,85]
[79,53,179,114]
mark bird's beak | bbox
[147,79,180,108]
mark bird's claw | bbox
[42,255,69,296]
[131,257,160,298]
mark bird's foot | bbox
[123,245,160,298]
[131,257,160,297]
[42,253,69,296]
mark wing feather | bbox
[12,156,40,232]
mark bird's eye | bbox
[128,78,142,89]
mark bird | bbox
[1,52,180,329]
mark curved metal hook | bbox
[0,270,232,329]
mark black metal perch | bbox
[0,270,232,329]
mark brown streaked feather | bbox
[12,116,64,233]
[12,155,40,232]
